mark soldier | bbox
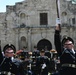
[16,49,33,75]
[45,50,51,60]
[31,46,40,75]
[35,49,50,75]
[0,44,25,75]
[54,24,76,75]
[32,46,40,58]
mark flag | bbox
[56,0,60,18]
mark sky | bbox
[0,0,24,12]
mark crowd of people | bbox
[0,44,59,75]
[0,19,76,75]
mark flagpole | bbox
[56,0,61,31]
[56,0,60,18]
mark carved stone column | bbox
[15,28,20,50]
[27,28,32,51]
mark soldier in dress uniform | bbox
[16,49,33,75]
[35,49,50,75]
[32,46,40,59]
[0,44,25,75]
[30,46,40,75]
[54,24,76,75]
[44,46,51,60]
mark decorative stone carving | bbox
[67,1,76,14]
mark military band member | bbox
[0,44,25,75]
[32,46,40,59]
[16,49,33,75]
[54,24,76,75]
[29,46,39,75]
[45,50,51,60]
[36,49,50,75]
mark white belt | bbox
[0,71,15,75]
[62,64,76,68]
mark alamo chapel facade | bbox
[0,0,76,51]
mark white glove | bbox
[42,63,46,69]
[7,72,11,75]
[56,18,61,25]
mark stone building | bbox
[0,0,76,51]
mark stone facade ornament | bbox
[66,0,76,14]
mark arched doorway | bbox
[37,39,52,51]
